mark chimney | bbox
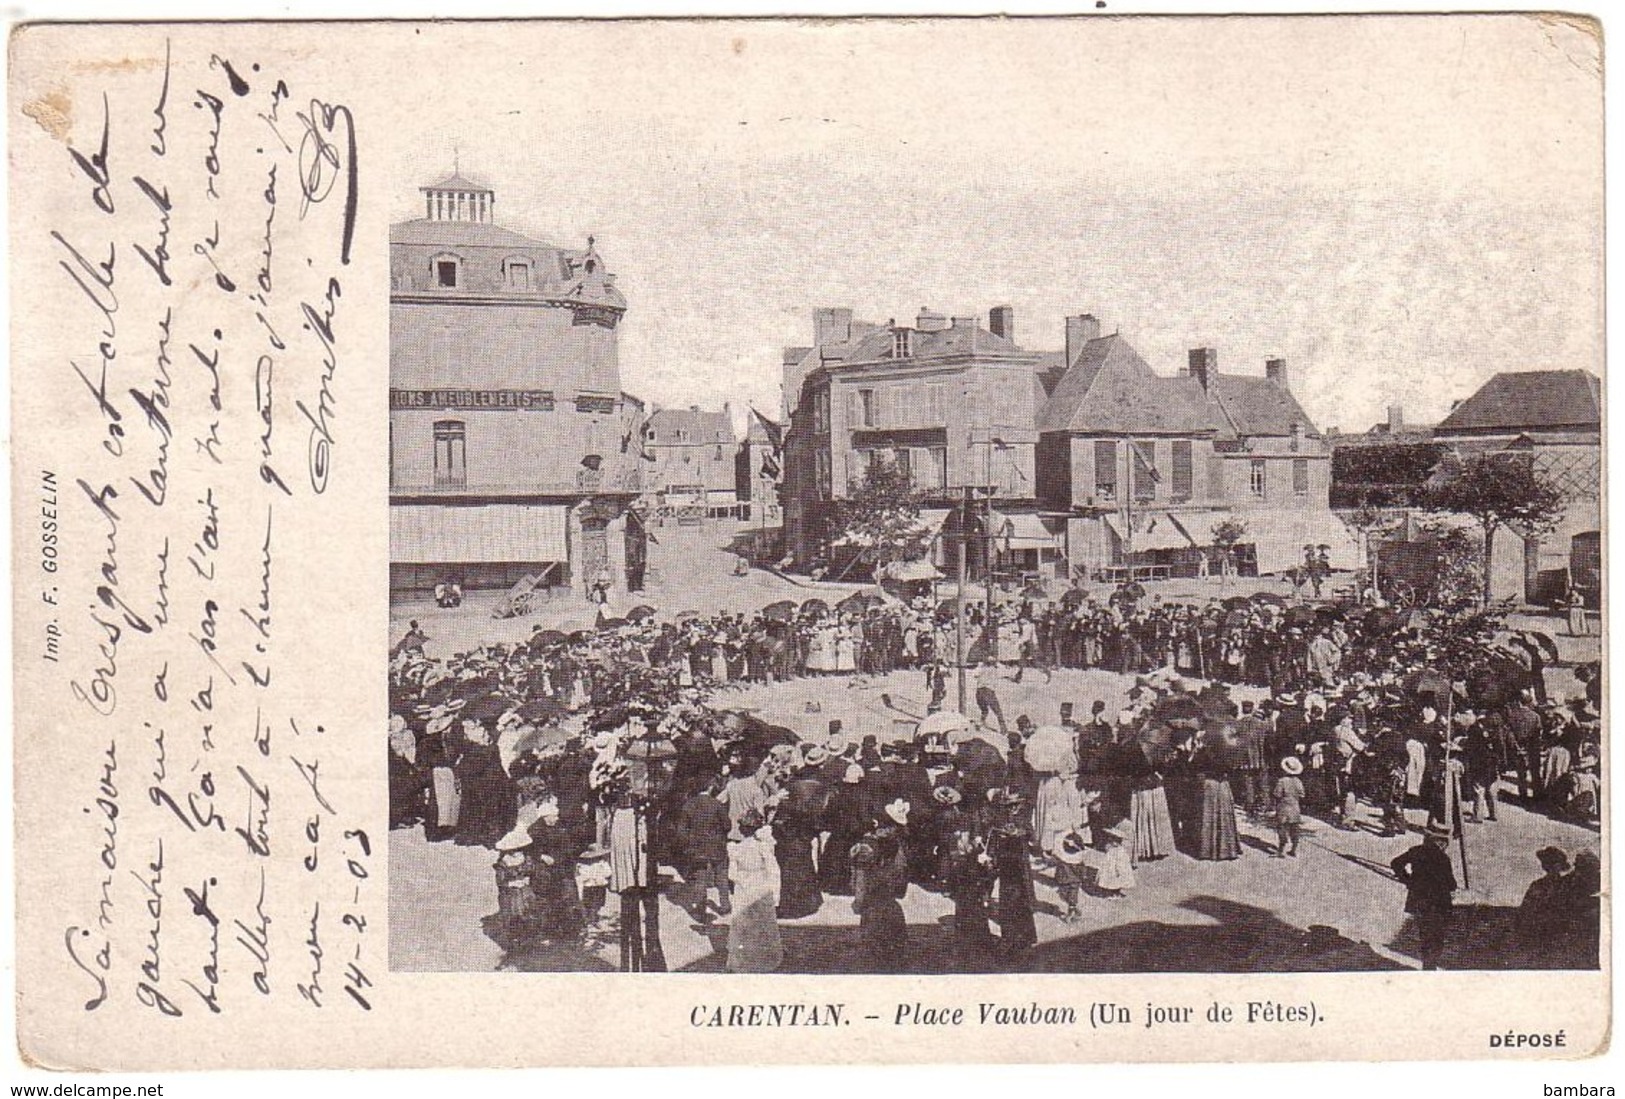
[813,307,853,347]
[916,308,949,333]
[1188,347,1218,390]
[989,304,1014,343]
[1265,357,1289,391]
[950,315,979,330]
[1387,404,1404,432]
[1065,313,1101,368]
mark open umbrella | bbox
[762,599,797,622]
[1059,588,1088,609]
[800,598,830,616]
[1221,595,1252,610]
[917,711,971,738]
[1022,726,1077,773]
[1517,630,1561,664]
[837,591,874,614]
[625,605,658,623]
[517,697,568,725]
[1402,668,1452,700]
[1284,605,1318,628]
[531,629,568,647]
[674,609,702,621]
[1250,592,1287,607]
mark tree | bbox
[1345,503,1403,598]
[1210,518,1248,587]
[1425,451,1566,606]
[832,456,934,577]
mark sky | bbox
[386,15,1602,435]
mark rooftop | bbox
[1435,369,1601,435]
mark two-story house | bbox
[644,405,740,518]
[1036,317,1348,578]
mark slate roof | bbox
[842,322,1029,365]
[390,218,567,252]
[647,408,735,446]
[1037,335,1218,435]
[1209,374,1321,438]
[1435,369,1601,434]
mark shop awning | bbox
[992,511,1059,551]
[1229,509,1361,575]
[391,503,569,564]
[1104,512,1193,551]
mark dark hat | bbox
[1536,846,1571,873]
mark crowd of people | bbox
[389,580,1602,974]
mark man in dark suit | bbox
[673,776,733,926]
[1390,825,1457,969]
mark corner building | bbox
[389,173,647,597]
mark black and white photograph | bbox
[382,16,1604,977]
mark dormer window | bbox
[504,258,532,291]
[893,329,913,359]
[430,252,463,288]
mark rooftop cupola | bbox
[421,170,495,224]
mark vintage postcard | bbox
[9,14,1607,1069]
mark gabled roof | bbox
[647,408,735,445]
[1037,335,1217,435]
[1435,369,1601,434]
[1209,374,1321,438]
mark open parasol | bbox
[1021,725,1078,774]
[917,711,971,738]
[1221,595,1252,610]
[800,598,830,616]
[625,605,658,623]
[1402,667,1452,701]
[1059,588,1088,609]
[762,599,798,622]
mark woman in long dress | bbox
[1129,742,1177,865]
[835,619,857,673]
[1193,739,1242,861]
[774,775,827,919]
[819,766,869,895]
[726,810,784,972]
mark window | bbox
[812,390,830,434]
[1293,458,1309,498]
[1171,440,1193,502]
[435,259,459,288]
[814,451,832,498]
[506,261,531,290]
[433,420,467,487]
[926,383,946,424]
[858,389,876,428]
[1093,440,1118,501]
[893,448,912,484]
[1132,440,1157,501]
[1250,458,1267,498]
[926,447,948,491]
[893,330,912,359]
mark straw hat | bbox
[1281,756,1304,776]
[884,798,911,826]
[1055,831,1090,865]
